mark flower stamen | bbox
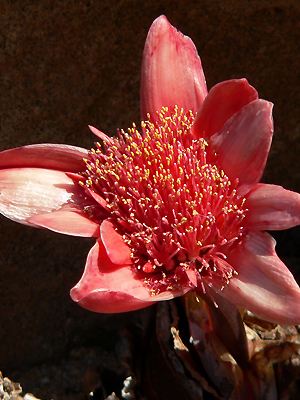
[81,106,247,293]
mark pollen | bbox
[82,106,247,293]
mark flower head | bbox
[1,16,300,323]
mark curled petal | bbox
[70,240,171,313]
[140,15,207,121]
[220,232,300,325]
[246,183,300,230]
[0,144,88,172]
[210,100,273,184]
[0,167,98,236]
[191,79,258,138]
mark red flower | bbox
[1,16,300,323]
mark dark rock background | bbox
[1,0,300,398]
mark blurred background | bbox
[1,0,300,398]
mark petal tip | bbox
[70,285,80,303]
[151,14,170,29]
[141,15,207,119]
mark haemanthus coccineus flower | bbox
[1,16,300,323]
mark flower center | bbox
[81,107,247,292]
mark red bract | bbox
[1,16,300,323]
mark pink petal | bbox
[140,15,207,121]
[0,167,98,236]
[88,125,113,144]
[0,144,88,172]
[70,240,156,313]
[246,183,300,230]
[29,210,99,237]
[220,232,300,325]
[100,220,132,265]
[191,79,258,139]
[210,100,273,184]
